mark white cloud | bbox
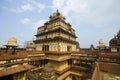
[52,0,120,27]
[21,18,31,24]
[52,0,120,48]
[10,0,45,13]
[20,18,46,30]
[21,3,34,11]
[53,0,86,16]
[33,20,46,30]
[53,0,65,10]
[27,0,45,12]
[11,3,34,13]
[80,0,120,27]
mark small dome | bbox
[7,37,18,46]
[26,41,35,48]
[99,39,105,44]
[109,36,117,46]
[99,39,106,47]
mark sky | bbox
[0,0,120,48]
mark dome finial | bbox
[56,9,59,13]
[117,29,120,38]
[114,34,116,38]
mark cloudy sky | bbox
[0,0,120,48]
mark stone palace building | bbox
[0,10,120,80]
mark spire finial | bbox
[117,29,120,38]
[56,9,59,13]
[114,34,116,38]
[117,29,120,35]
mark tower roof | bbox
[109,35,117,45]
[49,9,65,20]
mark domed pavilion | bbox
[5,37,18,54]
[99,39,106,50]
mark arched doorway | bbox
[72,76,76,80]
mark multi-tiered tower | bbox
[34,10,79,52]
[33,10,80,80]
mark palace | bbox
[0,10,120,80]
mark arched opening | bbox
[42,45,49,51]
[72,76,76,80]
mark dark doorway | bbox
[0,75,13,80]
[42,45,49,51]
[72,76,76,80]
[67,46,72,51]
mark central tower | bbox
[34,10,79,52]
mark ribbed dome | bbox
[7,37,18,47]
[99,39,106,45]
[26,41,35,48]
[109,37,117,46]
